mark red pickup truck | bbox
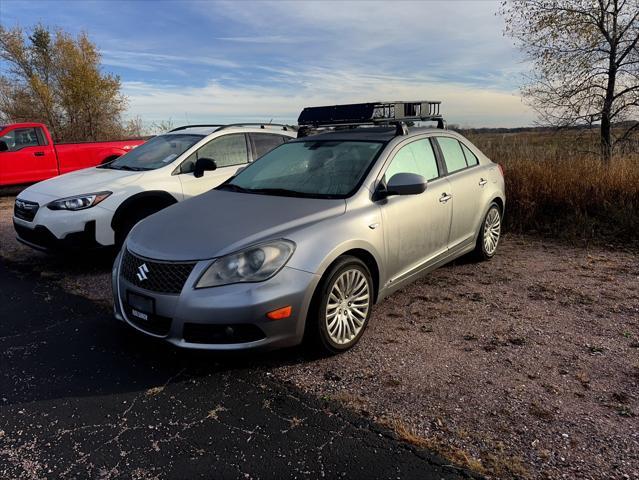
[0,122,145,186]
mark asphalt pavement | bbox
[0,259,477,479]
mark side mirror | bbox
[385,173,427,196]
[0,141,8,152]
[193,157,217,178]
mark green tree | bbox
[0,24,128,142]
[501,0,639,162]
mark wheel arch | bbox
[473,195,505,245]
[311,244,382,304]
[491,196,504,214]
[110,190,178,232]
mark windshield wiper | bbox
[244,187,311,197]
[216,183,251,193]
[108,165,148,171]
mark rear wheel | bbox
[474,203,502,260]
[308,256,373,355]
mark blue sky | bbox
[1,0,535,127]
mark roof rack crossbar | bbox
[169,123,295,133]
[297,101,444,129]
[214,123,294,132]
[169,124,224,132]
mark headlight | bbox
[47,192,112,211]
[196,239,295,288]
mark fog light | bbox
[266,306,292,320]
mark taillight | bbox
[497,164,504,177]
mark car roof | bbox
[164,126,217,136]
[164,125,296,137]
[293,126,448,143]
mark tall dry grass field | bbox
[466,130,639,245]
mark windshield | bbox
[221,140,384,198]
[104,134,203,171]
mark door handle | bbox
[34,151,45,157]
[479,178,487,186]
[439,193,452,203]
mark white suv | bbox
[13,124,295,250]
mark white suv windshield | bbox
[106,134,203,171]
[222,140,384,198]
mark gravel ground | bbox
[1,192,638,479]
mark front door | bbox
[178,133,249,198]
[379,138,452,284]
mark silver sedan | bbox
[112,126,505,354]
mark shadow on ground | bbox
[0,259,477,479]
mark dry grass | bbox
[466,130,639,245]
[385,418,529,479]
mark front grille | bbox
[120,249,196,294]
[14,199,39,222]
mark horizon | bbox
[1,0,537,128]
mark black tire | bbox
[114,205,161,248]
[473,202,502,261]
[306,256,373,355]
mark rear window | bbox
[436,137,467,174]
[250,133,288,159]
[461,142,479,166]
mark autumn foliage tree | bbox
[501,0,639,162]
[0,24,128,142]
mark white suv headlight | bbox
[47,192,112,211]
[196,240,295,288]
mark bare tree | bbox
[501,0,639,162]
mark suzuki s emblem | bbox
[16,200,26,209]
[136,263,149,281]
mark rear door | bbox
[177,133,249,198]
[433,136,485,250]
[379,137,452,284]
[0,126,57,185]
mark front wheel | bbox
[114,205,160,248]
[309,256,373,355]
[474,202,502,260]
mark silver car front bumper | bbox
[112,250,320,351]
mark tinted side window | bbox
[0,128,39,152]
[182,134,248,172]
[251,133,286,159]
[385,139,439,181]
[461,142,479,166]
[437,137,467,173]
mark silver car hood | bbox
[126,190,347,261]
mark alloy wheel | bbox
[325,268,370,345]
[483,207,501,256]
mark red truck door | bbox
[0,126,58,185]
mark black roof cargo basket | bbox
[298,101,445,132]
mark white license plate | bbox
[131,309,149,321]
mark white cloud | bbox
[123,66,534,128]
[101,50,240,71]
